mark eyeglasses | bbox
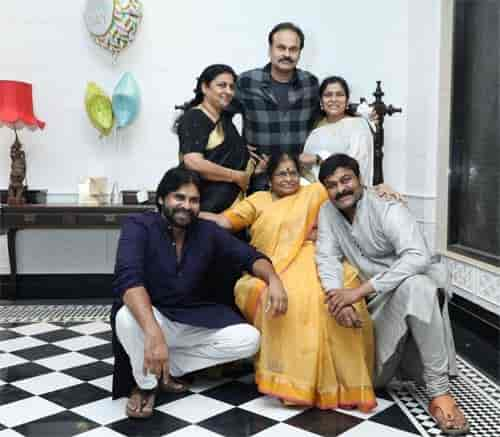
[273,169,300,178]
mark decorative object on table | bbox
[78,176,108,205]
[112,72,140,128]
[84,0,143,62]
[0,81,45,205]
[349,81,402,185]
[85,82,114,136]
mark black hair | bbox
[317,75,357,121]
[155,167,202,212]
[319,76,350,101]
[318,153,360,184]
[173,64,237,132]
[268,22,305,50]
[266,152,301,179]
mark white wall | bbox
[0,0,412,275]
[0,0,409,193]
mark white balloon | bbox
[84,0,114,36]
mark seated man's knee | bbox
[115,306,142,341]
[399,275,439,301]
[237,324,260,357]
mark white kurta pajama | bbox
[316,189,457,398]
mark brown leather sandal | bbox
[429,395,470,435]
[159,375,190,393]
[126,386,157,419]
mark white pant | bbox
[115,306,260,390]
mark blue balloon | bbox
[112,72,140,128]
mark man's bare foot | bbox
[429,394,469,435]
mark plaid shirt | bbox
[234,64,320,154]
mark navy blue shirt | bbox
[113,211,267,328]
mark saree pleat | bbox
[223,183,377,411]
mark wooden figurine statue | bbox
[7,132,27,205]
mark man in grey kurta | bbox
[315,154,468,435]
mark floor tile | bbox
[93,331,113,342]
[77,427,128,437]
[166,424,227,436]
[0,336,46,353]
[53,335,108,351]
[108,411,189,436]
[370,405,420,435]
[285,408,364,436]
[42,383,110,409]
[0,362,52,383]
[32,329,81,343]
[0,384,32,406]
[0,353,27,369]
[339,420,420,436]
[35,351,98,371]
[12,371,81,395]
[253,422,321,436]
[12,344,69,361]
[201,380,262,406]
[88,375,113,392]
[102,357,114,365]
[157,393,233,423]
[13,410,99,437]
[0,331,22,342]
[68,322,111,335]
[72,397,128,425]
[239,395,309,422]
[0,396,65,428]
[189,376,231,393]
[155,388,192,407]
[62,361,114,381]
[79,344,113,360]
[10,323,61,336]
[337,396,394,419]
[198,408,278,437]
[0,430,24,437]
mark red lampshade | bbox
[0,81,45,130]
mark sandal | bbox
[429,394,470,435]
[159,375,190,393]
[126,386,157,419]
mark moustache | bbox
[335,190,354,201]
[173,208,194,217]
[279,57,294,63]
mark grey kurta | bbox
[316,189,457,385]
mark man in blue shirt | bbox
[111,167,287,419]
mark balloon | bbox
[112,72,140,128]
[84,0,143,59]
[85,82,114,136]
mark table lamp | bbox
[0,81,45,205]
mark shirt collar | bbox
[262,63,300,88]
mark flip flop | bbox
[159,375,190,393]
[429,395,470,435]
[126,386,157,419]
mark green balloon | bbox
[85,82,114,136]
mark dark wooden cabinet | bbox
[0,203,154,299]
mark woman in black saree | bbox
[174,64,253,213]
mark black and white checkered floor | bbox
[0,307,498,436]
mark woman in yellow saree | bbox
[201,153,376,412]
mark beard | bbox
[162,204,197,228]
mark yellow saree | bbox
[223,183,376,411]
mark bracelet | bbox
[229,169,234,182]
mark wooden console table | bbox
[0,203,154,299]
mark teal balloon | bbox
[112,72,140,128]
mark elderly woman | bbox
[300,76,374,185]
[201,153,377,411]
[174,64,254,213]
